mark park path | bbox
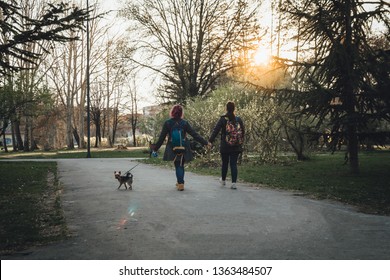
[3,158,390,259]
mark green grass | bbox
[0,147,149,159]
[0,161,67,255]
[186,151,390,215]
[0,147,149,254]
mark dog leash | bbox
[124,163,140,174]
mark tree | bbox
[89,80,102,147]
[101,38,130,148]
[120,0,260,103]
[279,0,390,174]
[0,0,89,76]
[45,1,116,150]
[127,74,139,147]
[0,84,15,152]
[184,83,285,162]
[0,0,90,151]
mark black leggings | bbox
[221,152,240,183]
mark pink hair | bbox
[170,104,183,119]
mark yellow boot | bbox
[177,183,184,191]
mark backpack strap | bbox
[224,115,239,123]
[169,119,184,129]
[169,119,186,137]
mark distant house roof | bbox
[142,105,162,117]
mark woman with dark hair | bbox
[152,104,208,191]
[209,101,245,189]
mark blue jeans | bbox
[221,152,240,183]
[174,158,185,184]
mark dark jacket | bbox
[154,118,208,162]
[209,115,245,154]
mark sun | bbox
[252,45,272,65]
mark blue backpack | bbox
[170,120,186,155]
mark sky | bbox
[97,0,161,110]
[96,0,279,109]
[95,0,388,110]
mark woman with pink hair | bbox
[152,104,208,191]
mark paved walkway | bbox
[3,158,390,259]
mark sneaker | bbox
[230,183,237,189]
[220,178,226,187]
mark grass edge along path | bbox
[185,151,390,216]
[0,161,68,255]
[0,147,148,159]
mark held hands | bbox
[149,143,158,157]
[149,143,157,151]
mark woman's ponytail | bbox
[226,101,235,122]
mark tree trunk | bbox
[73,127,80,147]
[23,116,30,152]
[346,124,359,173]
[66,96,74,149]
[2,133,8,152]
[11,120,18,151]
[29,117,36,151]
[1,122,8,152]
[12,118,24,151]
[132,122,137,147]
[66,38,74,150]
[105,42,113,147]
[344,0,359,174]
[95,118,100,148]
[79,85,86,149]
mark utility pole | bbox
[86,0,91,158]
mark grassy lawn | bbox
[0,148,148,255]
[185,151,390,215]
[0,161,67,255]
[0,147,149,159]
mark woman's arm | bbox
[153,121,170,151]
[185,121,208,146]
[209,117,224,143]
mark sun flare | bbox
[253,46,272,65]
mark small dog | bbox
[114,171,133,190]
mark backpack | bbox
[225,116,243,146]
[170,120,186,154]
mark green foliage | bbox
[0,1,89,75]
[185,83,286,162]
[279,0,390,173]
[0,84,16,121]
